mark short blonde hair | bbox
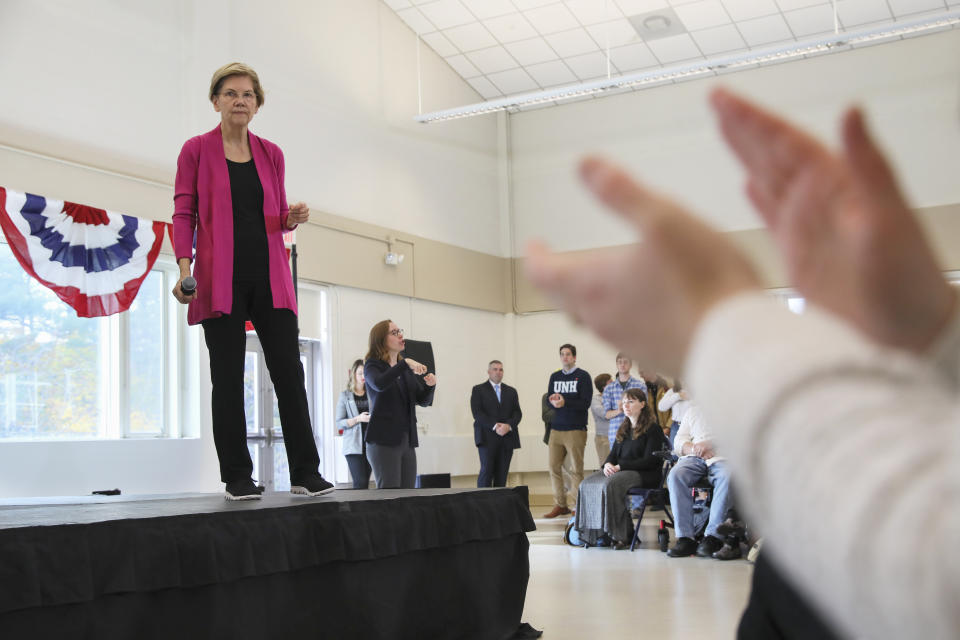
[208,62,265,107]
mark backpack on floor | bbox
[562,516,610,547]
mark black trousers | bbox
[477,438,514,488]
[201,279,320,485]
[345,453,372,489]
[738,552,843,640]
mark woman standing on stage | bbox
[172,62,333,501]
[336,359,372,489]
[363,320,436,489]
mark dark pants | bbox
[366,432,417,489]
[738,552,843,640]
[345,453,372,489]
[201,279,320,485]
[477,438,514,487]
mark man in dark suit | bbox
[470,360,522,487]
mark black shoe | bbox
[697,535,725,557]
[291,475,335,497]
[225,479,262,501]
[667,537,698,557]
[713,542,743,560]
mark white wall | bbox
[510,30,960,252]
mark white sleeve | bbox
[921,290,960,389]
[685,292,960,640]
[658,388,680,412]
[672,406,695,456]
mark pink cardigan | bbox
[172,125,298,325]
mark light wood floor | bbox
[521,511,754,639]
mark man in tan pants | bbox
[543,343,592,518]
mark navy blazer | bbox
[363,358,435,447]
[470,381,522,449]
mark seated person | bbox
[666,405,733,558]
[574,388,668,548]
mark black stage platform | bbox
[0,487,536,640]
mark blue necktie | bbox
[495,384,501,402]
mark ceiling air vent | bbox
[627,8,688,41]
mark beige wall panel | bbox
[413,240,510,312]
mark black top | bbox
[363,359,435,447]
[227,158,269,281]
[604,423,668,472]
[354,393,369,442]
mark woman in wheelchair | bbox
[574,388,668,548]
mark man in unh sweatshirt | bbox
[543,343,592,518]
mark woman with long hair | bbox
[574,388,668,547]
[362,320,436,488]
[171,62,332,500]
[336,359,372,489]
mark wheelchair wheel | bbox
[658,521,670,552]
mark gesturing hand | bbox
[527,157,761,376]
[286,202,309,229]
[404,358,427,375]
[710,88,956,353]
[423,373,437,387]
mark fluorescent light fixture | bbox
[415,10,960,124]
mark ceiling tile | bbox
[719,0,779,21]
[835,0,892,27]
[524,3,582,34]
[565,0,625,25]
[775,0,828,10]
[505,37,561,65]
[395,7,437,34]
[444,22,498,50]
[445,54,482,77]
[525,59,579,86]
[383,0,413,10]
[544,27,602,56]
[483,13,540,42]
[487,67,541,93]
[565,51,616,79]
[782,4,836,36]
[690,23,747,54]
[608,41,660,70]
[737,13,794,46]
[616,0,671,13]
[646,32,703,62]
[674,0,732,29]
[417,0,475,29]
[460,0,515,19]
[467,76,502,99]
[512,0,560,8]
[887,0,946,17]
[421,31,460,57]
[585,18,645,48]
[466,45,520,73]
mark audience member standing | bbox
[336,359,371,489]
[600,354,646,449]
[589,373,613,468]
[658,381,690,449]
[470,360,522,487]
[543,343,592,518]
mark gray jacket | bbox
[335,389,366,456]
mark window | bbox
[0,238,193,440]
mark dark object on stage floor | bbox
[90,489,120,496]
[416,473,451,488]
[510,622,544,639]
[0,487,534,640]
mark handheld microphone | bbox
[181,276,197,296]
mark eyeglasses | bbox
[389,329,404,337]
[219,90,257,102]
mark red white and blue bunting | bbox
[0,187,167,317]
